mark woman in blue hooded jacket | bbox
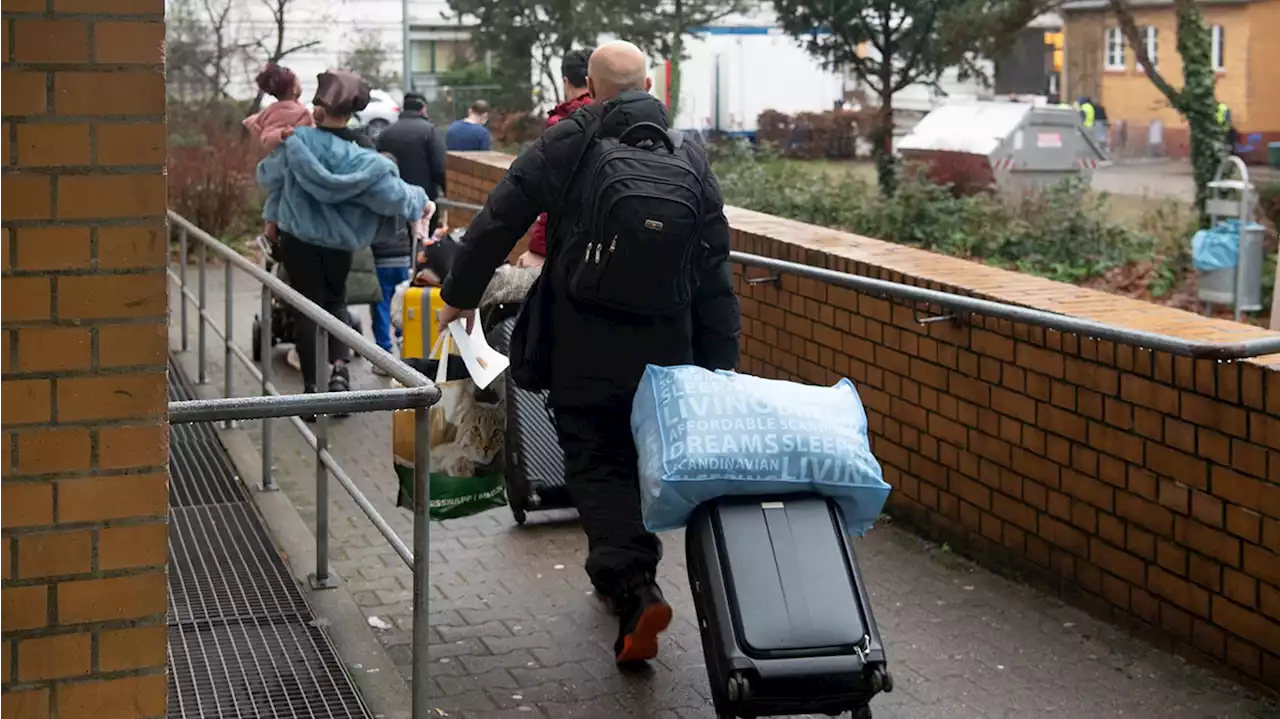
[258,69,430,402]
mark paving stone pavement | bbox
[171,267,1279,719]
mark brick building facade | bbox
[1062,0,1280,162]
[2,1,170,717]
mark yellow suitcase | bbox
[400,285,462,361]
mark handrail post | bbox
[309,325,337,590]
[223,260,234,428]
[411,405,431,719]
[197,240,208,384]
[260,285,276,491]
[179,228,189,352]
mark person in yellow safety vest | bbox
[1217,102,1239,151]
[1079,97,1096,128]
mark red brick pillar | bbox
[2,1,170,717]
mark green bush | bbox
[711,142,1187,285]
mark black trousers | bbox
[279,232,352,389]
[555,404,662,601]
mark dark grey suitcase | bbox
[485,310,573,524]
[686,494,893,718]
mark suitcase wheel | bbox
[511,507,527,524]
[871,666,893,693]
[725,673,751,702]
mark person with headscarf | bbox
[257,69,433,409]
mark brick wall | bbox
[445,152,530,264]
[2,2,169,718]
[446,151,1280,690]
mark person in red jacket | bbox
[518,47,595,268]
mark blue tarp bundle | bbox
[1192,219,1264,272]
[631,365,890,534]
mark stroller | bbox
[250,234,364,363]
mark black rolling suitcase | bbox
[686,494,893,719]
[484,305,574,524]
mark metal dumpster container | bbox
[898,101,1107,193]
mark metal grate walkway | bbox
[167,357,371,719]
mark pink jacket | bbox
[243,100,314,151]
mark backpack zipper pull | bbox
[584,242,594,263]
[608,235,617,254]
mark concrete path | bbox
[1091,160,1280,205]
[170,265,1279,719]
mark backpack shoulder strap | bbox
[543,117,600,263]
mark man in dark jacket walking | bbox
[376,92,447,234]
[438,40,740,667]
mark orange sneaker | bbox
[613,584,672,665]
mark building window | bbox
[1211,24,1225,71]
[1104,27,1125,70]
[410,38,469,74]
[1141,26,1158,69]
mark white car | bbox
[355,90,401,139]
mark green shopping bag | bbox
[392,332,506,520]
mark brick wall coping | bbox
[445,151,1280,371]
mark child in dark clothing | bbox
[370,151,435,372]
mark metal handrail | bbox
[166,211,436,719]
[437,199,1280,360]
[170,385,439,424]
[731,253,1280,361]
[168,212,432,388]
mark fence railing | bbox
[166,211,439,719]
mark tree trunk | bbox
[668,0,684,122]
[669,41,683,121]
[1173,1,1222,228]
[1111,0,1222,226]
[872,98,895,196]
[873,59,896,196]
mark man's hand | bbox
[438,304,476,334]
[516,251,545,269]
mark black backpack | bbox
[559,121,706,317]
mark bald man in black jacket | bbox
[438,41,740,667]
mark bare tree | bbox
[166,0,253,103]
[341,31,400,90]
[245,0,323,112]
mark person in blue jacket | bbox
[258,69,430,405]
[445,100,493,151]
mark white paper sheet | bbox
[447,319,510,390]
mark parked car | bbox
[355,90,401,139]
